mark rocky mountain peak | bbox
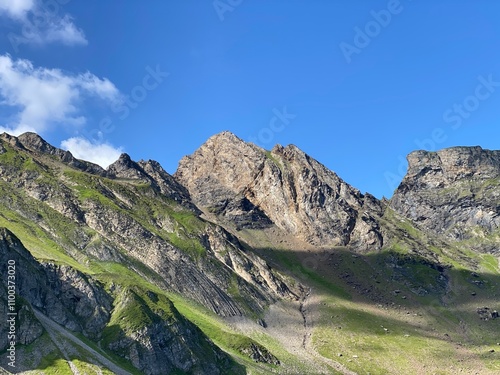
[176,134,383,250]
[193,131,263,164]
[105,153,199,211]
[0,132,22,148]
[190,131,259,161]
[212,130,244,142]
[175,131,266,206]
[17,132,81,166]
[404,146,500,189]
[391,146,500,247]
[17,132,56,154]
[117,152,133,163]
[107,152,145,179]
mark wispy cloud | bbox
[61,137,122,168]
[42,14,87,46]
[0,54,122,135]
[0,0,87,47]
[0,0,34,19]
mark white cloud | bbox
[61,137,122,168]
[0,0,86,47]
[0,123,36,136]
[0,54,121,135]
[0,0,34,19]
[0,3,123,169]
[78,72,123,104]
[43,14,87,45]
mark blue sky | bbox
[0,1,499,198]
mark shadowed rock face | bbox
[175,131,384,250]
[390,147,500,247]
[0,227,112,340]
[0,228,233,375]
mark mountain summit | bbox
[175,131,383,250]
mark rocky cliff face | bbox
[390,147,500,249]
[175,132,384,250]
[0,226,111,342]
[16,132,107,176]
[0,228,232,375]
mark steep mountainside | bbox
[0,131,499,375]
[0,227,228,375]
[0,132,293,374]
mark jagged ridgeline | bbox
[0,131,499,375]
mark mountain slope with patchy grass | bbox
[0,131,499,374]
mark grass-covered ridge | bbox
[63,168,209,259]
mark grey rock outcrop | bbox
[107,153,200,212]
[107,152,149,180]
[0,227,111,340]
[175,131,384,250]
[390,147,500,246]
[240,342,280,365]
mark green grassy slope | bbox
[243,208,500,375]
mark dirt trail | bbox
[260,286,357,375]
[298,289,310,348]
[302,291,359,375]
[35,312,80,375]
[32,309,132,375]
